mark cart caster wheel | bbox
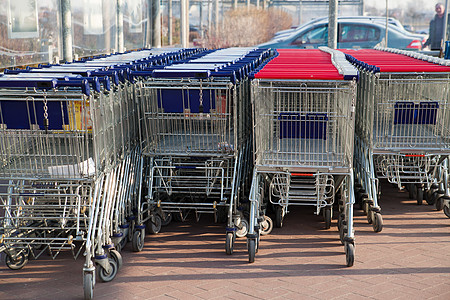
[128,220,135,242]
[225,232,235,255]
[275,206,284,228]
[149,215,162,234]
[323,207,332,229]
[339,225,347,245]
[109,249,123,270]
[426,190,436,205]
[367,208,374,224]
[236,219,248,238]
[260,215,273,236]
[337,213,344,231]
[248,239,256,263]
[97,258,118,282]
[345,242,355,267]
[362,201,369,215]
[83,273,94,300]
[372,212,383,233]
[5,251,28,270]
[435,196,444,211]
[132,229,145,252]
[408,183,416,199]
[443,203,450,219]
[161,213,172,226]
[416,187,423,205]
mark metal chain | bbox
[199,79,203,113]
[43,91,49,132]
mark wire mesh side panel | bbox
[140,80,237,156]
[252,79,356,169]
[359,72,450,151]
[0,89,96,179]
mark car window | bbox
[291,25,328,46]
[340,24,380,43]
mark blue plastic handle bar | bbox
[56,79,91,96]
[0,78,58,90]
[91,70,120,85]
[152,70,211,79]
[84,77,103,93]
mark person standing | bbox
[424,3,449,50]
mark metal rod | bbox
[61,0,73,62]
[328,0,338,49]
[117,0,124,52]
[153,0,162,47]
[169,0,173,45]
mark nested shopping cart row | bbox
[0,48,204,300]
[131,47,271,256]
[248,48,359,266]
[342,48,450,230]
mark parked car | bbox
[263,17,426,50]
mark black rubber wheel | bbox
[149,215,162,234]
[367,209,374,224]
[132,229,145,252]
[83,272,94,300]
[337,213,344,231]
[274,206,284,228]
[426,190,436,205]
[408,183,416,199]
[109,249,123,270]
[260,215,273,236]
[372,212,383,233]
[436,196,444,211]
[248,239,256,263]
[339,225,347,245]
[236,219,248,238]
[128,220,135,242]
[345,242,355,267]
[443,204,450,218]
[323,207,332,229]
[5,251,28,270]
[362,201,369,215]
[416,187,423,205]
[97,258,118,282]
[225,232,235,255]
[161,213,172,226]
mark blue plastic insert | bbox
[278,113,328,140]
[394,101,438,125]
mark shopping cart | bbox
[343,48,450,229]
[132,48,270,254]
[0,48,199,300]
[249,47,358,266]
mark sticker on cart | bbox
[68,101,92,131]
[218,142,234,152]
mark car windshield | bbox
[293,25,328,45]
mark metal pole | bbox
[298,0,302,26]
[146,0,152,47]
[186,0,190,45]
[214,0,219,33]
[153,0,161,47]
[103,0,111,52]
[385,0,388,48]
[208,0,212,34]
[443,0,449,49]
[328,0,338,49]
[61,0,73,62]
[117,0,124,52]
[233,0,237,9]
[168,0,173,45]
[199,0,203,38]
[181,0,188,47]
[247,0,250,10]
[360,0,365,15]
[256,0,260,9]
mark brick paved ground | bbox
[1,180,450,300]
